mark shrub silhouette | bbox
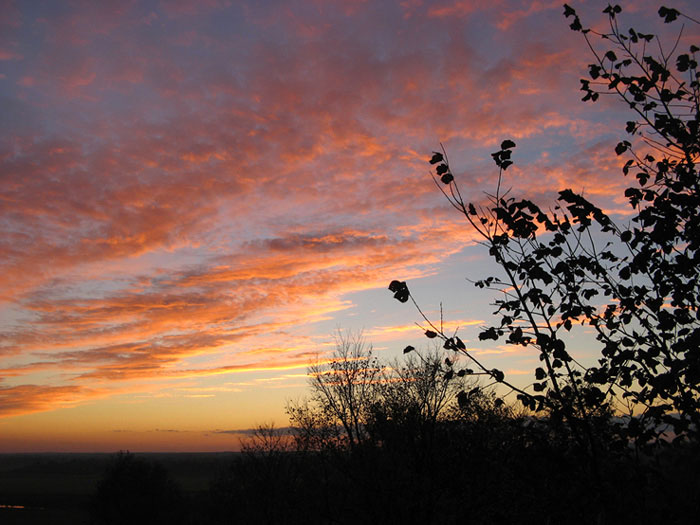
[91,451,184,525]
[387,5,699,521]
[391,4,699,452]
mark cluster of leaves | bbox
[389,4,700,462]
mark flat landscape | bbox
[0,453,236,524]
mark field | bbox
[0,453,236,524]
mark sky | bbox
[1,0,697,452]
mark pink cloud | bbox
[0,0,661,420]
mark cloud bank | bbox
[0,0,688,421]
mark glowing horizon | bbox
[1,0,694,452]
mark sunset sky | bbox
[1,0,696,452]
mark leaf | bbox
[444,369,454,380]
[429,152,444,165]
[457,391,468,408]
[388,280,410,303]
[388,280,404,292]
[501,139,516,150]
[479,327,499,341]
[403,345,415,354]
[441,172,454,184]
[658,6,679,23]
[535,367,547,380]
[676,54,691,72]
[425,330,438,339]
[533,382,547,392]
[619,266,631,280]
[491,369,505,382]
[603,4,621,17]
[436,163,449,175]
[563,5,582,31]
[605,50,617,62]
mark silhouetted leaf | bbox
[479,327,499,341]
[501,139,516,150]
[615,141,630,155]
[403,345,415,354]
[658,6,679,23]
[533,381,547,392]
[457,391,468,408]
[388,280,410,303]
[429,152,444,165]
[441,172,454,184]
[603,4,622,17]
[425,330,438,339]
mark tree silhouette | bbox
[91,451,184,525]
[390,3,700,463]
[210,6,699,523]
[366,347,471,450]
[293,330,384,450]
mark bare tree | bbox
[304,330,383,449]
[381,347,465,425]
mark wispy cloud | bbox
[0,0,683,427]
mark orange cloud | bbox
[0,384,94,417]
[0,0,669,427]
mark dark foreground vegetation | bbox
[0,400,698,524]
[0,452,233,524]
[208,342,700,524]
